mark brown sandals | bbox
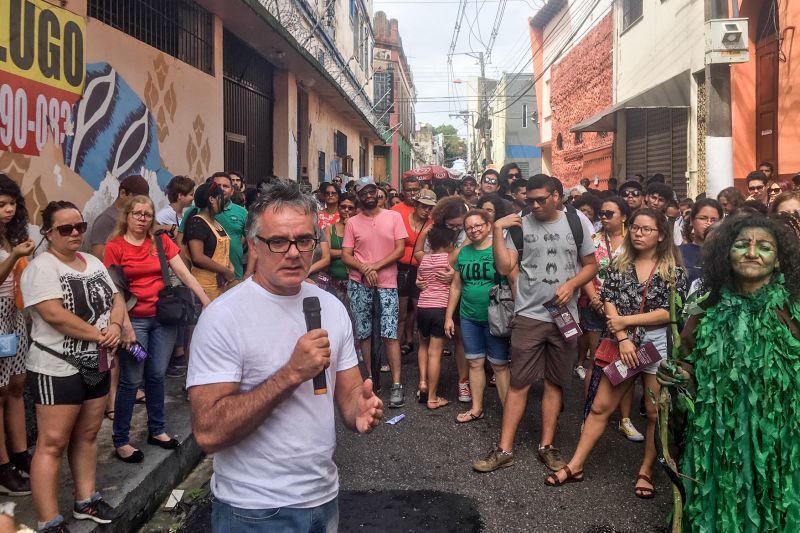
[544,465,584,486]
[634,474,655,499]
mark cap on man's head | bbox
[619,180,643,192]
[415,189,437,206]
[119,175,149,196]
[461,175,478,185]
[354,176,377,194]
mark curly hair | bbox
[700,214,800,305]
[476,193,514,221]
[431,196,468,225]
[573,193,602,221]
[0,174,29,246]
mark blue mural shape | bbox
[63,62,172,190]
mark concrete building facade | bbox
[490,72,542,177]
[0,0,383,225]
[372,11,415,186]
[529,0,615,187]
[414,124,444,166]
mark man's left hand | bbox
[552,281,574,307]
[355,378,383,433]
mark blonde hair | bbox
[109,195,156,242]
[612,208,681,283]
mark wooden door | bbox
[756,34,778,168]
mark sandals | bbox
[456,410,484,423]
[104,410,115,421]
[400,344,413,355]
[635,474,655,499]
[544,465,584,486]
[426,397,449,410]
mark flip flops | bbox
[426,397,450,410]
[456,411,484,423]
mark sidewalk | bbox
[16,378,203,532]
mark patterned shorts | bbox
[0,298,28,388]
[347,281,399,340]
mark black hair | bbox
[792,173,800,186]
[41,201,80,233]
[165,175,196,203]
[510,178,528,193]
[476,193,514,220]
[600,196,631,223]
[0,174,29,245]
[682,198,723,243]
[549,176,564,197]
[607,177,618,189]
[319,182,341,196]
[426,224,456,250]
[770,211,800,240]
[573,193,602,221]
[645,182,674,201]
[527,174,556,193]
[245,186,260,209]
[678,197,694,209]
[667,199,679,210]
[194,182,224,210]
[649,173,666,184]
[758,161,774,172]
[700,214,800,305]
[499,162,521,180]
[481,169,500,181]
[338,192,357,205]
[432,184,451,200]
[746,171,768,185]
[737,200,769,216]
[209,171,232,183]
[401,175,419,186]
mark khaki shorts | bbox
[509,315,575,389]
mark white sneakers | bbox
[619,417,645,442]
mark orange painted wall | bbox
[732,0,800,181]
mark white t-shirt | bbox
[673,217,684,245]
[0,250,15,299]
[21,252,117,377]
[156,205,182,226]
[186,278,358,510]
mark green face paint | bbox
[729,228,778,286]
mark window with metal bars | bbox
[89,0,214,74]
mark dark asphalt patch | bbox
[339,489,482,532]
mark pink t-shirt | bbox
[342,209,408,289]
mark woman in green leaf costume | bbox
[659,215,800,532]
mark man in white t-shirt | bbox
[187,180,383,532]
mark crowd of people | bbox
[0,159,796,532]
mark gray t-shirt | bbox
[505,211,595,323]
[89,205,120,247]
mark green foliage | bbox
[433,124,466,163]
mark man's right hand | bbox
[494,213,522,230]
[287,330,331,382]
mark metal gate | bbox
[625,108,689,199]
[223,30,274,184]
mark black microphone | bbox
[302,297,327,395]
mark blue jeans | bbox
[212,497,339,533]
[459,316,510,365]
[112,316,177,447]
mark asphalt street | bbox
[181,346,673,533]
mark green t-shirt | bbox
[180,202,247,278]
[455,244,497,322]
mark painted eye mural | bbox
[62,63,172,191]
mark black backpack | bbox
[509,204,584,262]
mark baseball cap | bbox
[119,174,150,196]
[415,189,437,206]
[354,176,377,194]
[461,175,478,185]
[619,180,643,192]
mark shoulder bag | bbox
[488,282,514,337]
[154,232,200,326]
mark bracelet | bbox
[617,336,630,342]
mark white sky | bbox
[373,0,543,136]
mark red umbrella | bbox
[402,165,451,182]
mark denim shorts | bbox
[212,496,338,533]
[459,316,510,365]
[579,305,605,332]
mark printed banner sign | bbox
[0,0,86,155]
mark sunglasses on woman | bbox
[598,210,616,219]
[52,222,88,236]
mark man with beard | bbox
[342,178,408,408]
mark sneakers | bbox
[165,365,186,378]
[73,496,115,524]
[458,379,472,403]
[619,418,645,442]
[169,354,188,369]
[537,445,567,472]
[0,462,30,496]
[41,521,71,533]
[388,383,405,408]
[10,450,31,477]
[575,365,587,380]
[473,447,515,473]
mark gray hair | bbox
[246,179,319,240]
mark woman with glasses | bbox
[184,183,234,301]
[0,176,35,495]
[767,181,791,208]
[317,183,340,230]
[325,193,357,303]
[546,208,686,498]
[768,190,800,215]
[445,209,512,423]
[104,196,209,463]
[680,199,723,285]
[577,197,642,441]
[480,170,501,196]
[23,201,128,531]
[658,215,800,531]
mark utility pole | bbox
[704,0,733,197]
[465,51,492,170]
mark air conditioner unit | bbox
[705,18,749,64]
